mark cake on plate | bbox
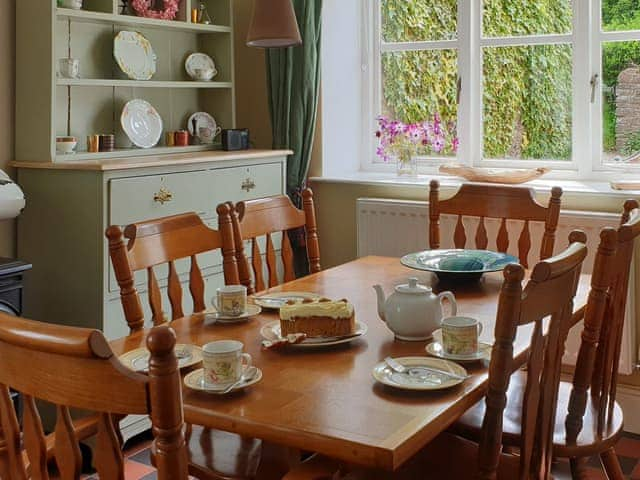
[279,298,355,338]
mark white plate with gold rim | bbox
[260,320,367,347]
[372,357,468,391]
[121,99,163,148]
[252,291,323,310]
[203,304,262,323]
[184,366,262,394]
[119,344,203,372]
[426,328,492,362]
[114,31,156,80]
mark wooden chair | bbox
[227,189,321,294]
[106,209,263,480]
[106,206,240,331]
[429,180,563,267]
[450,200,640,480]
[0,316,188,480]
[284,233,588,479]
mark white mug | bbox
[441,316,483,356]
[58,58,80,79]
[213,285,247,316]
[202,340,252,387]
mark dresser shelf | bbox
[57,144,222,161]
[57,78,233,89]
[56,8,231,34]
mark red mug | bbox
[175,130,189,146]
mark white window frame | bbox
[363,0,640,181]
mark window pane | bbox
[381,0,457,43]
[483,44,572,161]
[483,0,572,37]
[602,41,640,165]
[382,49,458,133]
[602,0,640,32]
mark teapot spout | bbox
[373,284,386,322]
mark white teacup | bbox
[61,0,83,9]
[214,285,247,317]
[441,316,483,356]
[202,340,252,387]
[193,67,216,81]
[58,58,80,79]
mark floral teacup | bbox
[202,340,252,387]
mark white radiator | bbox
[357,197,637,374]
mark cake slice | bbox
[279,298,355,338]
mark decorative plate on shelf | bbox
[187,112,220,144]
[185,53,218,80]
[401,249,518,282]
[113,31,157,81]
[121,99,163,149]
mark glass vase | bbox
[395,150,418,177]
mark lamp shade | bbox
[246,0,302,48]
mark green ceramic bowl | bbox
[400,249,519,282]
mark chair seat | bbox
[187,426,262,480]
[451,371,624,458]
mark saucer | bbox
[252,291,322,310]
[425,341,492,362]
[427,328,492,362]
[204,304,262,323]
[260,320,368,348]
[184,366,262,394]
[372,357,468,391]
[119,344,203,372]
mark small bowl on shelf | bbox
[192,67,217,82]
[60,0,83,10]
[56,136,77,155]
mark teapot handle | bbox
[437,291,457,317]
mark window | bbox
[366,0,640,179]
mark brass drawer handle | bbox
[153,187,173,204]
[241,178,256,192]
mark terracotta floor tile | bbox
[616,437,640,459]
[123,460,155,478]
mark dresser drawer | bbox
[109,170,214,226]
[210,163,284,206]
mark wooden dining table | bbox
[109,256,591,473]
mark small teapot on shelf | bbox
[373,277,457,341]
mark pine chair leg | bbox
[600,448,625,480]
[569,457,590,480]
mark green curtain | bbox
[265,0,322,201]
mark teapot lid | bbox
[395,277,431,294]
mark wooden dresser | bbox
[13,150,289,341]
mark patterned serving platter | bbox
[114,31,156,80]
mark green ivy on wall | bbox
[381,0,573,160]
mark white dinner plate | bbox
[114,31,156,80]
[119,344,203,372]
[260,320,367,348]
[372,357,468,391]
[184,366,262,394]
[203,304,262,323]
[121,99,163,148]
[252,291,323,310]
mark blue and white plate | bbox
[401,249,518,282]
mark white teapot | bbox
[373,278,457,341]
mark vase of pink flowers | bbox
[376,115,458,177]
